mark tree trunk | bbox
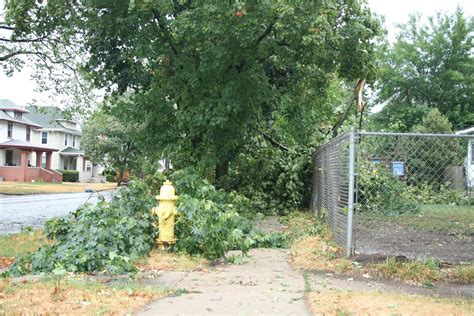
[215,159,229,181]
[117,169,124,187]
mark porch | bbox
[0,140,62,182]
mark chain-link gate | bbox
[312,129,474,262]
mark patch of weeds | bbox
[0,230,47,259]
[290,236,351,274]
[171,288,190,297]
[280,211,324,243]
[370,257,443,285]
[449,264,474,284]
[303,271,311,293]
[225,255,245,265]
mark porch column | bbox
[46,152,52,169]
[20,150,28,182]
[36,151,43,167]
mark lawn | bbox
[0,181,117,195]
[0,277,169,315]
[396,204,474,237]
[307,289,474,315]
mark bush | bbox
[402,183,474,206]
[106,174,116,182]
[61,170,79,182]
[358,161,419,215]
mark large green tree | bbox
[5,0,381,179]
[372,8,474,131]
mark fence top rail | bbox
[315,131,350,153]
[358,131,474,139]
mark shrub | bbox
[358,160,419,215]
[106,174,116,182]
[402,183,474,206]
[61,170,79,182]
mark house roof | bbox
[23,106,65,128]
[60,147,85,156]
[0,106,42,128]
[24,106,81,134]
[0,139,58,152]
[0,99,30,113]
[456,127,474,135]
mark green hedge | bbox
[106,175,116,182]
[62,170,79,182]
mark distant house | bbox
[455,127,474,188]
[0,99,100,183]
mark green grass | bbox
[0,230,47,258]
[399,204,474,237]
[0,181,116,195]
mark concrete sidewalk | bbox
[138,248,311,316]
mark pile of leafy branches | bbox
[9,169,282,276]
[9,182,157,276]
[220,139,314,215]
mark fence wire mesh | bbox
[311,132,351,250]
[355,132,474,262]
[313,129,474,263]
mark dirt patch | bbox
[254,216,288,233]
[355,220,474,263]
[136,250,209,272]
[307,289,474,315]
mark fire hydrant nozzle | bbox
[152,180,178,247]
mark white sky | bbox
[0,0,473,107]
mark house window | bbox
[471,143,474,164]
[73,136,76,147]
[26,126,31,142]
[41,131,48,144]
[14,111,22,119]
[7,122,12,139]
[6,150,13,166]
[64,133,68,146]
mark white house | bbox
[455,127,474,188]
[0,99,100,182]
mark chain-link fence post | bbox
[346,127,356,257]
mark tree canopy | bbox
[371,8,474,131]
[4,0,381,177]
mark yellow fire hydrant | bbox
[151,180,178,247]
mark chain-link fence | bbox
[312,129,474,262]
[311,131,356,256]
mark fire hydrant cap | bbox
[156,180,178,200]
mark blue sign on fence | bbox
[392,161,404,176]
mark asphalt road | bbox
[0,191,113,235]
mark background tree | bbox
[1,0,96,112]
[82,108,141,185]
[370,7,473,131]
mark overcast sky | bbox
[1,0,473,107]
